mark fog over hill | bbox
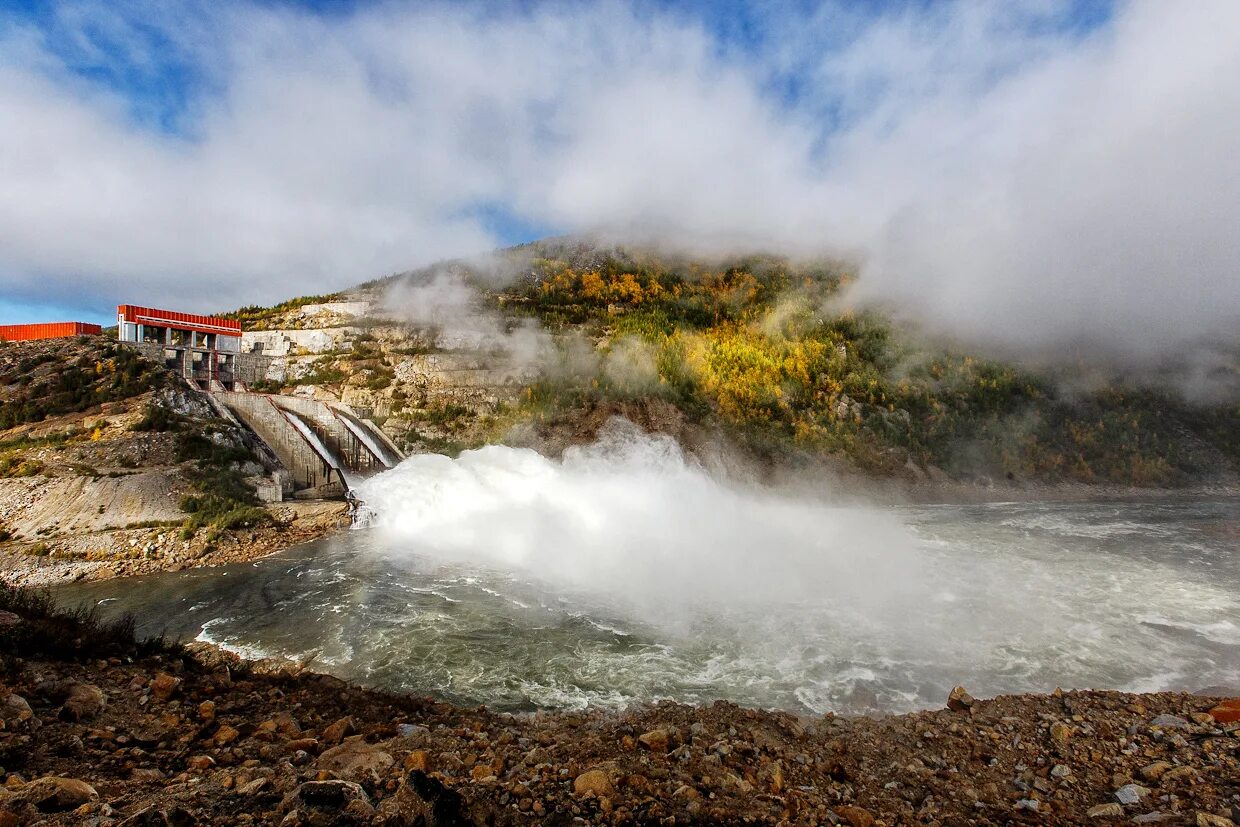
[1,0,1238,367]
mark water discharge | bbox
[55,422,1240,714]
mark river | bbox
[54,487,1240,715]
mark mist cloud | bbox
[0,0,1237,359]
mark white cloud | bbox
[0,0,1236,360]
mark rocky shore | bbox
[0,592,1236,826]
[0,501,349,589]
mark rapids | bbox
[55,425,1240,714]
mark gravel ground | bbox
[0,609,1237,826]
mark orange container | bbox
[0,322,103,342]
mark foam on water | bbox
[52,423,1240,714]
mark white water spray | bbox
[354,420,927,623]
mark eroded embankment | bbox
[0,595,1237,826]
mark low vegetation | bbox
[0,339,165,430]
[484,242,1239,485]
[220,293,344,331]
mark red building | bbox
[0,322,103,342]
[116,305,241,351]
[117,305,243,389]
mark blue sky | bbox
[1,0,1235,357]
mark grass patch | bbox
[0,585,174,666]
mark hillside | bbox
[0,337,345,584]
[245,240,1240,489]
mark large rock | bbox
[391,771,474,827]
[117,806,196,827]
[947,686,975,712]
[281,779,369,813]
[18,776,98,812]
[1115,783,1151,805]
[315,737,394,783]
[637,729,671,753]
[60,682,107,722]
[574,768,615,798]
[1207,698,1240,723]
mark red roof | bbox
[118,305,241,335]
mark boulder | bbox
[836,805,876,827]
[947,686,975,712]
[19,776,98,812]
[315,737,394,783]
[281,779,369,812]
[637,729,671,752]
[321,716,355,744]
[574,768,615,798]
[393,771,473,826]
[1088,803,1124,818]
[1149,714,1190,730]
[1115,784,1151,805]
[117,806,196,827]
[60,683,107,722]
[1207,698,1240,724]
[149,673,180,701]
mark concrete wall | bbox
[241,328,361,357]
[213,391,340,492]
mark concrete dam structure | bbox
[212,391,403,497]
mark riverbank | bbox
[0,589,1237,826]
[0,500,348,588]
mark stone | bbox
[286,737,318,754]
[315,738,394,783]
[237,778,269,795]
[60,683,107,722]
[947,686,975,712]
[271,712,301,737]
[19,776,98,812]
[1115,784,1151,805]
[281,779,369,813]
[320,716,354,744]
[1161,766,1197,785]
[1196,813,1236,827]
[574,769,615,798]
[1050,721,1073,745]
[0,611,23,627]
[1050,764,1072,778]
[117,806,196,827]
[1015,799,1039,812]
[1207,699,1240,724]
[150,673,180,701]
[404,749,431,773]
[836,805,877,827]
[1088,803,1124,818]
[213,725,241,746]
[1,693,38,731]
[1149,714,1190,730]
[395,771,471,825]
[1132,814,1173,824]
[187,755,216,770]
[1139,761,1173,782]
[637,729,671,752]
[129,768,166,783]
[198,700,216,722]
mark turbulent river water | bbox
[54,427,1240,716]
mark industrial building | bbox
[117,304,244,390]
[0,322,102,342]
